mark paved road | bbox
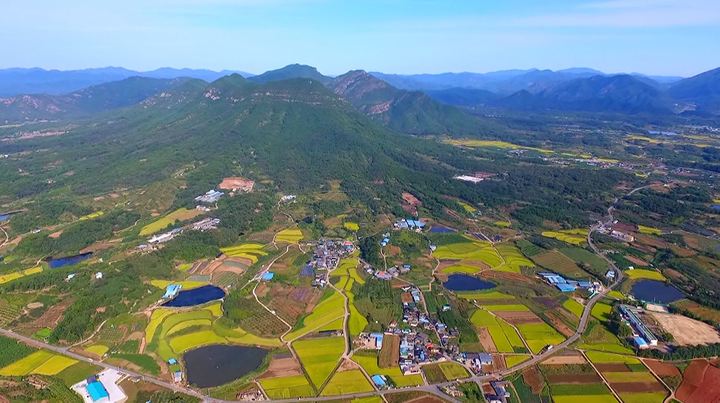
[0,328,206,401]
[0,187,644,402]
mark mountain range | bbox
[0,64,719,126]
[0,67,252,96]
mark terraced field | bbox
[624,269,666,281]
[276,228,304,243]
[542,229,588,246]
[139,208,202,236]
[329,255,368,336]
[145,304,280,363]
[220,243,269,263]
[0,266,43,285]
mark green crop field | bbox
[442,263,483,274]
[638,225,662,235]
[603,372,657,383]
[619,392,667,403]
[438,361,468,380]
[559,247,608,274]
[139,208,202,236]
[0,266,43,285]
[0,350,77,376]
[495,243,534,273]
[586,351,640,364]
[320,370,374,395]
[591,302,613,322]
[484,304,531,312]
[220,243,269,262]
[84,344,109,356]
[532,250,586,278]
[470,310,526,353]
[168,329,226,353]
[276,228,304,243]
[293,336,345,389]
[542,229,588,246]
[562,299,584,318]
[516,322,565,354]
[624,269,666,281]
[260,375,315,399]
[504,355,530,367]
[352,351,424,387]
[286,291,345,341]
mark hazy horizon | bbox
[2,0,719,77]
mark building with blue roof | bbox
[86,381,110,402]
[261,272,275,281]
[633,336,649,349]
[370,332,384,349]
[371,375,388,388]
[163,284,182,299]
[556,283,577,292]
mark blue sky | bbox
[2,0,718,76]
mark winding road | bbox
[0,186,646,402]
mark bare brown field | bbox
[594,363,631,372]
[495,311,542,324]
[259,355,302,379]
[649,312,720,345]
[379,334,400,368]
[625,255,649,267]
[492,355,506,371]
[522,366,544,394]
[477,327,497,353]
[677,360,720,403]
[544,310,575,337]
[643,360,681,377]
[543,353,586,365]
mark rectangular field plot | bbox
[532,250,586,279]
[260,375,315,399]
[587,351,667,403]
[516,322,565,354]
[320,370,374,395]
[0,350,77,376]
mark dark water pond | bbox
[444,274,496,291]
[47,252,92,269]
[0,214,9,222]
[631,280,684,304]
[162,285,225,307]
[184,344,268,388]
[430,225,456,233]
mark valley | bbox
[0,65,719,403]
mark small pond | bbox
[47,252,93,269]
[430,225,457,233]
[631,280,684,304]
[162,285,226,307]
[443,274,496,291]
[184,344,268,388]
[0,214,9,222]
